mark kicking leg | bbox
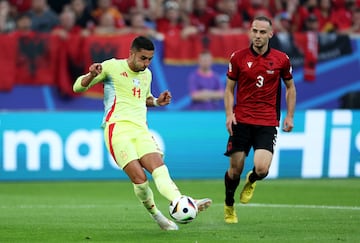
[125,160,178,230]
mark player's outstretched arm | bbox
[73,63,102,93]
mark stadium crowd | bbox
[1,0,360,38]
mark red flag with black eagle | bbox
[57,34,85,97]
[13,32,60,86]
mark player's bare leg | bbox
[127,160,178,230]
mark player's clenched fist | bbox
[158,90,172,106]
[89,63,102,77]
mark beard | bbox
[136,66,146,72]
[253,40,264,49]
[132,61,146,72]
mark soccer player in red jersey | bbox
[223,16,297,224]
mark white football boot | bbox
[151,211,179,230]
[194,198,212,212]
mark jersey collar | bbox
[250,44,271,57]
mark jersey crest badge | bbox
[247,62,253,68]
[133,79,140,87]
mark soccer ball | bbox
[169,195,198,224]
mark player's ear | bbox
[129,49,136,58]
[269,30,274,39]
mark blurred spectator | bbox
[187,51,224,110]
[180,4,201,37]
[304,13,320,31]
[69,0,95,30]
[91,0,125,28]
[339,6,360,34]
[332,0,345,8]
[332,0,360,8]
[111,0,137,23]
[268,0,284,16]
[0,0,16,33]
[240,0,272,28]
[9,0,32,14]
[92,10,122,35]
[155,0,199,39]
[188,0,217,33]
[271,11,303,67]
[269,0,299,17]
[215,0,245,29]
[118,10,164,40]
[313,0,335,32]
[51,8,88,39]
[11,12,32,34]
[47,0,70,14]
[111,0,160,25]
[208,13,244,34]
[292,0,319,32]
[26,0,59,32]
[273,11,292,33]
[331,0,358,32]
[206,0,219,10]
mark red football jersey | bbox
[227,46,293,126]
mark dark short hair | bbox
[254,16,272,27]
[16,12,31,22]
[131,36,155,51]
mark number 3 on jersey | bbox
[256,75,264,87]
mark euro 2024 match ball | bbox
[169,195,198,224]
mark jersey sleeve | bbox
[227,51,240,81]
[145,69,153,98]
[281,54,293,81]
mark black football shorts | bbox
[224,122,277,156]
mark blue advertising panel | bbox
[0,110,359,181]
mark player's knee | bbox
[253,168,269,180]
[258,171,268,180]
[255,170,268,180]
[228,168,242,178]
[130,173,147,184]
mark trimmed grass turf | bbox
[0,178,359,243]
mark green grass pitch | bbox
[0,178,359,243]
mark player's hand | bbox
[89,63,102,77]
[157,90,172,106]
[282,116,294,132]
[226,113,237,136]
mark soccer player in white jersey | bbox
[73,36,212,230]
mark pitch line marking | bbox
[1,203,359,211]
[240,203,360,211]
